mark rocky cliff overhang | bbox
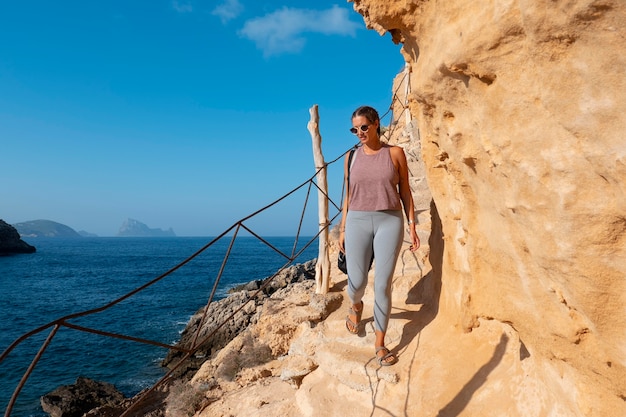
[354,0,626,415]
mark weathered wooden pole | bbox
[307,104,330,294]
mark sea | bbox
[0,236,318,417]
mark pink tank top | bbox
[348,145,401,211]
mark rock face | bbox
[0,219,36,254]
[351,0,626,416]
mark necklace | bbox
[363,141,383,155]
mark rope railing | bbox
[1,67,413,416]
[0,145,351,417]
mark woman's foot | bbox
[345,301,363,334]
[375,346,398,366]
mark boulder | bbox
[40,377,125,417]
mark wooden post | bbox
[307,104,330,294]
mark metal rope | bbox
[0,145,349,417]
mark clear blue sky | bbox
[1,1,405,236]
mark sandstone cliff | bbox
[358,0,625,415]
[134,2,626,416]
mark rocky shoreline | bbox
[40,259,318,417]
[161,260,317,379]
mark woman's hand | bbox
[410,227,420,252]
[339,231,346,253]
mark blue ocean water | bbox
[0,236,318,417]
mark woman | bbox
[338,105,420,366]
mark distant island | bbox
[10,218,175,238]
[116,218,176,237]
[78,230,99,237]
[13,220,83,238]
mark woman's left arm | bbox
[391,146,420,251]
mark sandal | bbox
[345,301,363,334]
[375,346,398,366]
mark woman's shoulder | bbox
[387,144,408,163]
[386,144,404,155]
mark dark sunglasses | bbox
[350,124,371,134]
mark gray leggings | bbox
[345,210,403,332]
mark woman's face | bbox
[351,115,378,145]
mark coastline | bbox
[38,258,318,417]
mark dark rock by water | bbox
[40,377,126,417]
[0,219,36,255]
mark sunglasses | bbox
[350,124,371,134]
